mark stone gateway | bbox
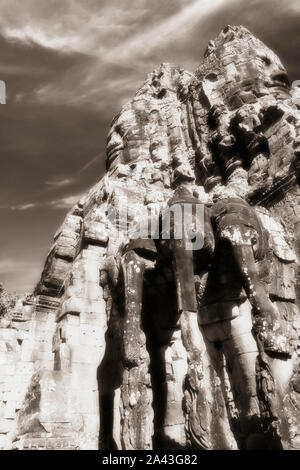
[1,25,300,450]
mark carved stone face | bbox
[199,26,291,109]
[255,50,290,95]
[231,46,290,100]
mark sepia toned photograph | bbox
[0,0,299,453]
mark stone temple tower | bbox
[1,26,300,450]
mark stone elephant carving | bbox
[106,184,291,449]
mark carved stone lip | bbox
[267,83,290,92]
[265,78,290,91]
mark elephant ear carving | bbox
[255,209,296,263]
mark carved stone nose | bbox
[271,72,290,88]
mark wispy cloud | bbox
[0,193,83,211]
[45,177,73,187]
[0,1,150,54]
[100,0,226,64]
[48,193,84,209]
[0,0,228,60]
[1,0,300,110]
[0,0,228,109]
[0,202,40,211]
[78,154,101,173]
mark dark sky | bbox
[0,0,299,293]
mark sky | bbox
[0,0,299,294]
